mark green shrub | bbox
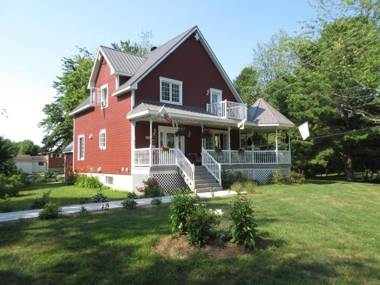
[269,172,291,184]
[65,174,76,185]
[31,191,51,209]
[79,206,89,216]
[140,177,162,197]
[126,192,139,199]
[39,202,61,219]
[0,173,30,199]
[291,170,305,184]
[186,206,218,247]
[76,175,103,189]
[91,190,108,203]
[169,194,199,235]
[221,171,247,189]
[229,196,257,249]
[231,180,257,194]
[122,197,137,209]
[150,198,162,205]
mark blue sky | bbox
[0,0,316,144]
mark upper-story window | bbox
[78,135,85,160]
[160,77,182,105]
[100,84,108,108]
[99,129,106,150]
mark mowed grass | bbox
[0,182,379,284]
[0,183,127,212]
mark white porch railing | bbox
[205,149,291,165]
[202,148,222,185]
[175,149,195,189]
[206,100,247,121]
[134,148,195,190]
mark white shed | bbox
[15,155,48,173]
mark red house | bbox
[70,26,294,192]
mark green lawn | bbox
[0,182,379,284]
[0,183,127,212]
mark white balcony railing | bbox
[206,100,247,121]
[205,149,291,165]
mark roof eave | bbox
[69,104,94,116]
[113,83,138,97]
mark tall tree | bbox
[17,140,41,156]
[40,48,93,152]
[234,67,259,106]
[0,136,18,175]
[111,31,153,56]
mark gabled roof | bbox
[247,98,294,127]
[16,155,47,162]
[69,96,94,116]
[113,26,243,103]
[63,142,73,153]
[99,46,146,76]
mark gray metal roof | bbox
[248,98,294,127]
[100,46,146,76]
[128,98,294,128]
[63,142,73,153]
[114,26,197,94]
[69,96,93,116]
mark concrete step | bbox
[195,183,220,189]
[195,178,217,184]
[195,187,224,193]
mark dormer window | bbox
[100,84,108,108]
[160,77,182,105]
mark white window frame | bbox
[210,88,223,105]
[159,77,183,105]
[77,135,85,160]
[99,129,106,150]
[100,83,108,109]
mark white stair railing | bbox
[201,148,222,186]
[175,148,195,190]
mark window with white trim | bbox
[99,129,106,150]
[100,84,108,108]
[78,135,85,160]
[160,77,182,105]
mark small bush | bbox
[31,191,51,209]
[65,174,76,185]
[269,172,291,184]
[76,175,103,189]
[229,196,257,249]
[291,170,305,184]
[122,197,137,209]
[221,171,247,189]
[170,194,199,235]
[140,177,162,198]
[231,180,257,194]
[79,206,89,216]
[126,192,139,199]
[150,198,162,205]
[0,173,30,199]
[186,206,218,246]
[44,170,57,180]
[91,190,109,203]
[39,202,61,219]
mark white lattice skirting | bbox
[226,168,290,184]
[151,169,187,194]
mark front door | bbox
[158,126,185,153]
[210,88,223,115]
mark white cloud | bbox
[0,70,55,145]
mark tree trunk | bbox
[343,153,354,181]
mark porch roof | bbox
[127,99,294,129]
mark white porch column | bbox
[227,127,231,164]
[131,121,136,173]
[275,128,278,164]
[201,124,204,149]
[149,119,153,166]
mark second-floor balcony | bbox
[206,100,247,121]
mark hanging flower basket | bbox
[160,147,169,152]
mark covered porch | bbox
[128,99,294,190]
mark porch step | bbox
[193,165,223,193]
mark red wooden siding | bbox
[74,59,132,175]
[135,35,237,108]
